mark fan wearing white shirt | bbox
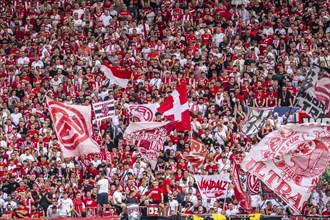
[58,192,73,217]
[149,72,162,89]
[31,56,44,69]
[97,172,109,214]
[168,195,179,215]
[17,51,30,66]
[164,141,177,152]
[100,10,112,27]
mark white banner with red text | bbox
[194,174,231,200]
[241,123,330,213]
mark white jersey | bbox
[58,198,73,217]
[97,178,109,194]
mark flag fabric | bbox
[157,82,190,130]
[194,174,230,200]
[241,107,273,137]
[294,66,330,119]
[92,99,115,121]
[241,123,330,213]
[46,97,100,157]
[294,111,330,124]
[101,62,132,88]
[231,159,252,212]
[124,103,159,122]
[126,204,140,220]
[123,121,177,169]
[246,173,260,195]
[183,139,207,168]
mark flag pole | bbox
[223,182,229,209]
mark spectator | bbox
[0,0,327,218]
[57,192,73,217]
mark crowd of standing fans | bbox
[0,0,329,218]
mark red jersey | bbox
[147,188,163,202]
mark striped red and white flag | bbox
[101,62,132,88]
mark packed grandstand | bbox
[0,0,329,219]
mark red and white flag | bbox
[184,139,207,168]
[194,174,230,199]
[46,97,100,158]
[124,103,159,122]
[123,121,177,169]
[246,173,260,195]
[231,159,252,212]
[294,66,330,118]
[92,99,115,121]
[101,62,132,88]
[157,82,190,130]
[241,123,330,213]
[315,68,330,113]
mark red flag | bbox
[157,82,190,130]
[231,159,252,212]
[101,62,132,88]
[184,139,207,168]
[46,97,100,157]
[123,121,178,169]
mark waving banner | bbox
[241,123,330,213]
[183,139,207,169]
[246,173,260,195]
[232,159,252,212]
[92,99,115,121]
[124,103,159,122]
[47,97,100,157]
[294,66,330,119]
[123,121,177,169]
[241,107,273,137]
[194,174,230,199]
[294,111,330,124]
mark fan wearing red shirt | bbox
[14,202,29,218]
[84,191,98,208]
[73,193,85,217]
[266,87,278,107]
[146,181,164,215]
[322,205,330,216]
[29,205,43,218]
[16,181,26,193]
[253,87,266,107]
[201,28,212,46]
[118,5,131,20]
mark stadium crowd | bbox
[0,0,329,219]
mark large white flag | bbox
[241,123,330,213]
[123,121,177,169]
[47,97,100,157]
[124,103,159,122]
